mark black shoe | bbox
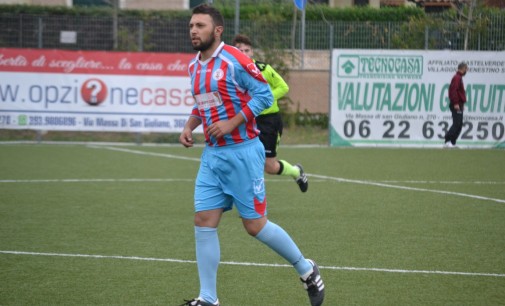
[295,164,308,192]
[179,297,220,306]
[301,259,325,306]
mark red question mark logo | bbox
[81,79,107,106]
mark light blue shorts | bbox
[194,137,267,220]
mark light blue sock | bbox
[255,220,312,276]
[195,226,219,304]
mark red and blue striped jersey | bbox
[188,42,273,147]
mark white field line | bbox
[0,178,500,186]
[0,178,325,183]
[1,250,504,278]
[381,180,505,185]
[0,178,195,183]
[89,145,201,162]
[310,174,505,204]
[0,178,500,185]
[92,146,505,204]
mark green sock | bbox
[279,160,300,179]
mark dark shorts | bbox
[256,113,283,158]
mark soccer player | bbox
[178,4,324,306]
[232,34,308,192]
[444,62,468,148]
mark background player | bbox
[444,61,468,148]
[232,34,308,192]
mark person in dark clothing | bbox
[444,62,468,148]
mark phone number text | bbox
[342,120,505,140]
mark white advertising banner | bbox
[330,49,505,148]
[0,48,201,133]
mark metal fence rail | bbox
[1,14,504,69]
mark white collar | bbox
[197,41,225,65]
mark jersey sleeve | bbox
[190,104,201,119]
[188,58,202,120]
[233,54,273,121]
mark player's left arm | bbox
[179,115,201,148]
[235,60,273,121]
[213,66,271,139]
[206,111,245,139]
[207,50,272,139]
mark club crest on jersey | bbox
[213,68,224,81]
[246,63,261,77]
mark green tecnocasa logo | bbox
[338,54,423,79]
[342,60,355,74]
[338,56,359,77]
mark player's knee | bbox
[194,210,222,227]
[245,226,259,236]
[242,217,267,236]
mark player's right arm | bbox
[224,46,273,121]
[179,115,201,148]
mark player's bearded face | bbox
[189,14,217,52]
[193,31,216,52]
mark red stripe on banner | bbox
[0,48,194,76]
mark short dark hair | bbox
[232,34,253,47]
[192,4,224,27]
[458,62,468,70]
